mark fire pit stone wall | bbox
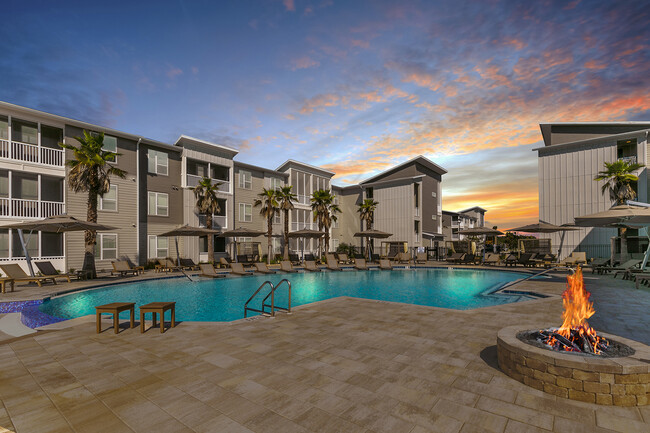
[497,325,650,406]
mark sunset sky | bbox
[2,0,650,228]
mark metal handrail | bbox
[262,278,291,315]
[244,280,274,318]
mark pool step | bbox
[0,313,37,337]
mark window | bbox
[366,187,373,199]
[41,232,63,257]
[148,192,169,216]
[148,235,168,259]
[239,203,252,222]
[148,149,168,175]
[432,191,437,198]
[12,120,38,145]
[0,116,8,140]
[432,214,437,220]
[273,211,281,224]
[270,177,283,190]
[0,229,8,258]
[102,135,117,162]
[99,185,117,211]
[95,233,117,260]
[332,239,339,250]
[239,170,252,189]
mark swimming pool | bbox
[38,268,537,323]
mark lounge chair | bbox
[179,258,200,270]
[288,254,301,265]
[337,253,350,264]
[558,252,587,267]
[461,254,479,265]
[600,259,641,276]
[583,258,610,274]
[303,260,321,272]
[236,254,251,265]
[504,254,518,267]
[111,261,139,277]
[199,263,226,278]
[520,253,539,268]
[633,273,650,289]
[396,252,412,265]
[34,261,73,283]
[482,253,501,266]
[254,262,276,274]
[304,253,316,262]
[354,258,368,270]
[369,253,380,263]
[159,258,181,272]
[230,262,251,276]
[0,264,57,287]
[612,260,643,279]
[219,257,232,268]
[326,257,342,271]
[379,259,393,270]
[445,253,464,264]
[415,252,428,264]
[280,261,298,273]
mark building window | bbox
[148,192,169,216]
[12,120,38,145]
[239,170,252,189]
[95,233,117,260]
[102,135,117,162]
[99,185,118,211]
[432,214,437,220]
[148,149,169,175]
[148,235,168,259]
[0,229,8,258]
[432,191,437,198]
[239,203,252,222]
[366,187,373,199]
[273,212,281,224]
[270,177,283,190]
[332,239,339,250]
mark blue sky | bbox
[2,0,650,227]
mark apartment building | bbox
[535,122,650,259]
[441,207,487,242]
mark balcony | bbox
[198,214,227,229]
[0,140,64,167]
[296,194,310,205]
[186,174,230,193]
[291,222,317,231]
[618,156,637,165]
[0,198,65,219]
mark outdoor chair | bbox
[583,258,610,274]
[482,253,501,266]
[0,264,57,287]
[326,257,342,271]
[199,263,226,278]
[445,253,464,264]
[179,258,200,270]
[229,262,251,276]
[159,258,181,272]
[633,273,650,289]
[611,260,644,279]
[415,252,428,264]
[280,261,298,273]
[304,253,316,262]
[288,254,300,265]
[354,258,368,270]
[379,259,393,270]
[396,252,412,265]
[219,257,233,268]
[236,254,251,264]
[34,261,73,283]
[369,253,380,263]
[519,253,538,267]
[111,261,139,277]
[303,260,321,272]
[600,259,641,276]
[337,253,350,264]
[504,254,518,267]
[254,263,276,274]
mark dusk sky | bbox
[2,0,650,228]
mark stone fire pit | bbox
[497,324,650,406]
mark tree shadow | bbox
[479,345,501,371]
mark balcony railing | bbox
[0,198,65,219]
[619,156,637,165]
[296,194,310,205]
[186,174,230,192]
[0,140,65,167]
[291,222,317,231]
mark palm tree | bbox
[60,131,125,278]
[310,189,341,257]
[594,160,645,205]
[193,177,222,263]
[254,188,279,264]
[594,160,645,262]
[276,185,297,260]
[357,198,379,259]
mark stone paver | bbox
[0,268,648,432]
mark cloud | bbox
[283,0,295,12]
[166,66,183,79]
[289,56,320,70]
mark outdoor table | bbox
[0,278,15,293]
[140,302,176,333]
[95,302,135,334]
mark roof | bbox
[174,135,239,157]
[360,175,426,188]
[359,155,447,185]
[276,159,336,177]
[533,128,650,153]
[0,100,180,152]
[460,206,487,214]
[538,122,650,148]
[234,161,289,178]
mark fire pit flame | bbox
[536,266,609,355]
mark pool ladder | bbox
[244,279,292,318]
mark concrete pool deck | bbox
[0,268,649,432]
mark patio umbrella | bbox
[507,221,579,257]
[574,204,650,267]
[288,229,324,262]
[219,227,265,262]
[354,229,392,259]
[458,227,504,254]
[2,214,117,277]
[158,225,221,267]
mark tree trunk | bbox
[83,189,98,278]
[318,221,323,259]
[620,227,629,263]
[283,208,290,260]
[267,214,273,264]
[207,215,214,264]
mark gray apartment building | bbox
[0,101,448,271]
[535,122,650,259]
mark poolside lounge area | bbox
[0,266,649,432]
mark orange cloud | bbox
[283,0,295,12]
[584,60,607,70]
[290,56,320,70]
[299,93,346,114]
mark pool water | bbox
[39,269,533,322]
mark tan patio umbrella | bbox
[158,225,221,268]
[507,221,579,257]
[458,227,504,254]
[219,227,266,263]
[574,204,650,267]
[288,229,325,261]
[354,229,392,259]
[2,214,118,277]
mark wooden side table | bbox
[0,278,15,294]
[140,302,176,333]
[96,302,135,334]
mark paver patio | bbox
[0,269,649,432]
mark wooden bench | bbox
[95,302,135,334]
[0,278,15,294]
[140,302,176,333]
